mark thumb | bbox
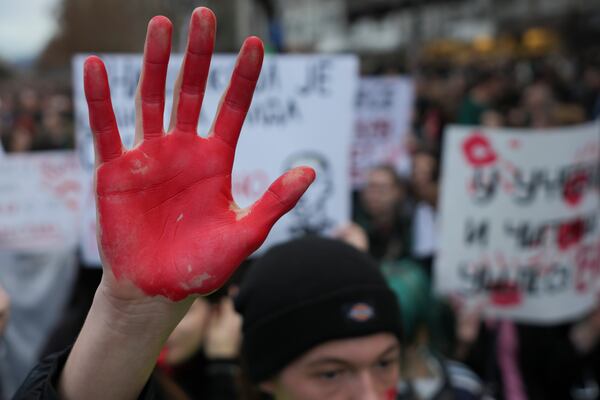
[242,166,315,230]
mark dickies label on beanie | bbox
[345,302,375,322]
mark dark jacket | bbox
[13,347,238,400]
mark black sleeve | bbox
[13,347,164,400]
[202,358,240,400]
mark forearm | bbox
[58,276,193,400]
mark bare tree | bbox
[37,0,177,69]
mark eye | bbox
[316,369,345,381]
[376,357,398,370]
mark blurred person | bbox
[32,111,74,150]
[480,109,505,128]
[355,165,413,263]
[0,284,9,338]
[0,285,8,400]
[334,222,370,253]
[44,93,72,117]
[155,296,241,399]
[506,107,528,128]
[3,123,34,152]
[411,149,440,277]
[453,301,600,400]
[411,150,438,209]
[521,81,558,128]
[413,73,448,151]
[383,262,488,400]
[515,302,600,400]
[457,71,503,126]
[17,88,41,121]
[579,65,600,119]
[0,93,10,148]
[336,217,489,400]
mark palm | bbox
[86,10,313,301]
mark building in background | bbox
[9,0,600,76]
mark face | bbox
[361,169,401,218]
[411,154,436,188]
[481,110,504,127]
[163,297,211,365]
[262,333,400,400]
[411,154,438,204]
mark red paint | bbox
[462,133,497,167]
[83,57,123,162]
[84,9,315,300]
[385,387,397,400]
[156,347,173,375]
[501,178,514,194]
[557,219,584,251]
[140,16,172,139]
[467,178,475,194]
[508,139,520,149]
[574,242,600,292]
[174,8,215,132]
[212,36,264,148]
[563,171,588,207]
[489,282,522,307]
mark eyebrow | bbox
[304,344,400,369]
[378,344,401,359]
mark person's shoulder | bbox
[12,347,71,399]
[445,359,485,397]
[13,346,166,400]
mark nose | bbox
[352,371,382,400]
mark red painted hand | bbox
[84,9,314,301]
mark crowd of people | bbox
[0,82,74,154]
[0,7,599,400]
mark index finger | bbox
[210,37,263,148]
[84,56,123,164]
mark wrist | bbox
[58,274,194,400]
[96,275,193,336]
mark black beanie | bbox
[234,236,403,383]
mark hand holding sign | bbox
[84,9,314,301]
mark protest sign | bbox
[435,123,600,323]
[0,152,84,251]
[73,54,358,265]
[351,77,414,188]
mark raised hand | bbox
[84,8,314,301]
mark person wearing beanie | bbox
[235,236,404,399]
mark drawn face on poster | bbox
[283,151,334,236]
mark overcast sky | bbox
[0,0,60,62]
